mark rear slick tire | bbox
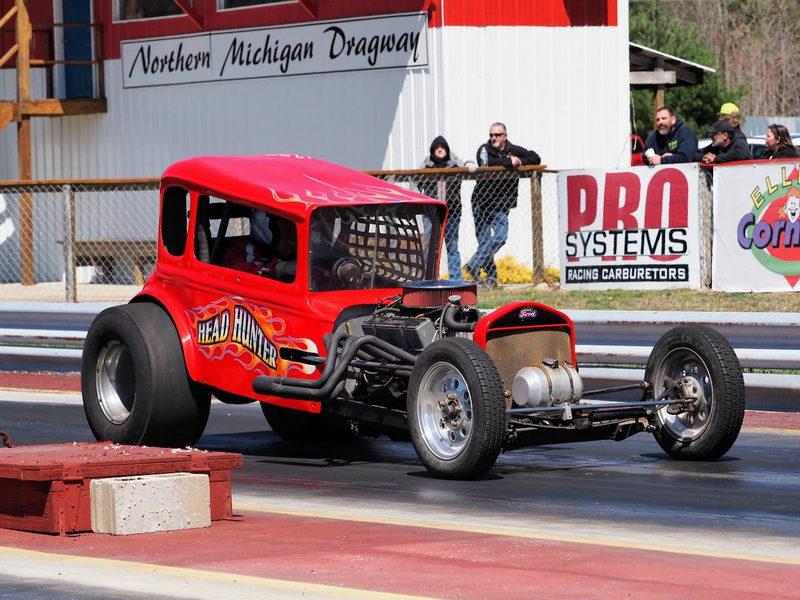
[81,303,210,448]
[407,338,506,480]
[645,325,745,460]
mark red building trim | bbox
[99,1,433,60]
[442,0,617,27]
[0,0,614,66]
[0,1,55,63]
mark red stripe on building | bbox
[442,0,617,27]
[98,1,433,59]
[0,0,615,65]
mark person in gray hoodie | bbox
[418,135,475,280]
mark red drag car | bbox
[81,155,745,479]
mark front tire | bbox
[407,338,506,479]
[645,325,744,460]
[81,303,210,447]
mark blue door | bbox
[62,0,93,98]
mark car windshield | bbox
[309,203,443,291]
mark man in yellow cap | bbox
[716,102,749,160]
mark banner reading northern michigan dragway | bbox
[558,164,700,290]
[121,12,428,88]
[713,160,800,291]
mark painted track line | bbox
[232,493,800,567]
[0,546,435,600]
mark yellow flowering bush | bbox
[544,267,561,285]
[448,257,560,285]
[495,255,532,284]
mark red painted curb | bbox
[0,371,81,393]
[0,510,797,599]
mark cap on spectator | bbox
[719,102,740,115]
[707,120,735,135]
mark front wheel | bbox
[407,338,506,479]
[645,325,744,460]
[81,303,210,447]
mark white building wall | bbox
[1,30,443,180]
[430,10,630,272]
[438,19,630,170]
[23,63,434,178]
[1,8,629,180]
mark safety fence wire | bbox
[371,166,549,285]
[0,169,561,302]
[0,180,159,302]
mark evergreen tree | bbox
[629,1,746,140]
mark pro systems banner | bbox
[558,164,701,290]
[713,161,800,291]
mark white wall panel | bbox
[0,69,51,180]
[17,29,443,179]
[0,69,16,179]
[440,14,629,171]
[27,69,413,178]
[3,11,630,179]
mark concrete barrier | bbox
[91,473,211,535]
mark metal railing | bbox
[0,18,105,101]
[0,179,159,302]
[0,168,716,302]
[0,303,796,411]
[370,165,547,284]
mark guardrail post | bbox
[530,171,544,283]
[698,170,713,289]
[62,183,76,302]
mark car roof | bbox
[161,155,440,219]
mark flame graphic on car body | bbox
[187,297,317,376]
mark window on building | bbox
[218,0,290,10]
[117,0,188,21]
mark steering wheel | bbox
[333,258,366,289]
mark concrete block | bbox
[90,472,210,535]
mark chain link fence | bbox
[0,169,556,303]
[0,167,711,303]
[371,165,550,286]
[0,180,159,302]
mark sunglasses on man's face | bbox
[489,132,505,138]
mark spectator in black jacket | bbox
[698,120,751,164]
[718,102,749,150]
[643,107,698,165]
[764,124,799,160]
[464,122,540,288]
